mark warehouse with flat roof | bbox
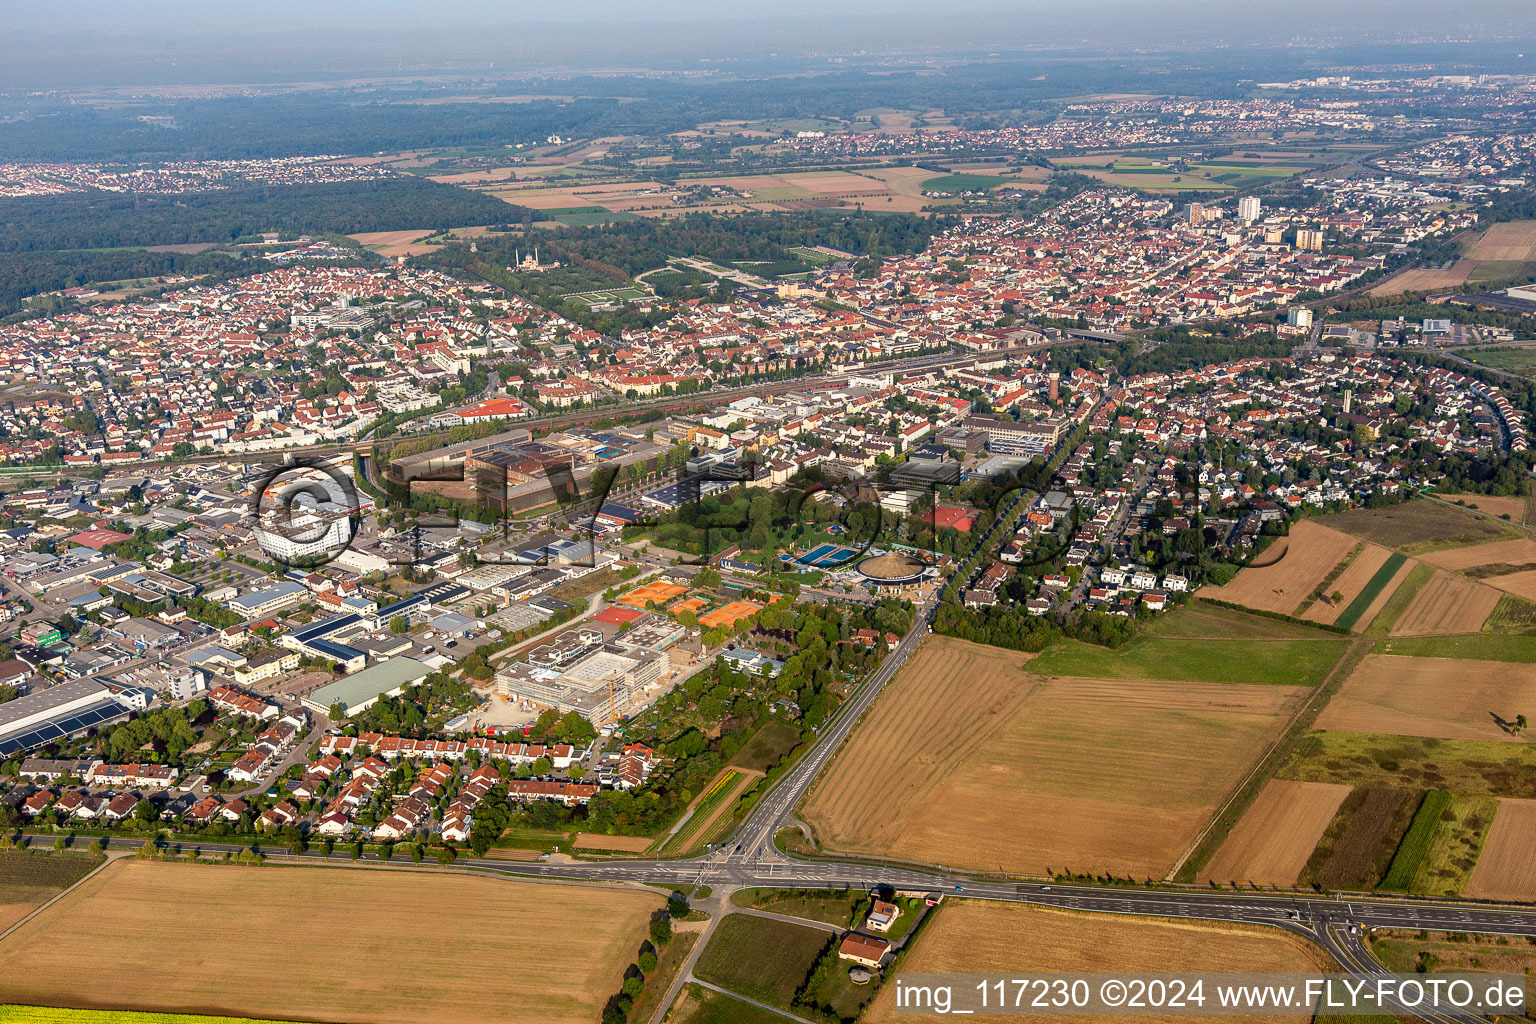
[0,678,134,758]
[302,657,432,718]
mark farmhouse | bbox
[838,932,890,968]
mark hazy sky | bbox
[6,0,1536,88]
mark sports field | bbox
[0,860,660,1024]
[1198,780,1352,886]
[863,902,1328,1024]
[1316,654,1536,743]
[698,599,763,628]
[1465,798,1536,900]
[618,580,690,607]
[1194,520,1356,615]
[801,637,1307,876]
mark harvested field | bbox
[802,637,1307,877]
[347,229,436,257]
[1298,787,1419,891]
[1483,568,1536,601]
[1422,536,1536,571]
[1315,654,1536,743]
[0,860,660,1024]
[1321,501,1517,554]
[1465,798,1536,900]
[1198,780,1352,886]
[863,902,1330,1024]
[1302,544,1390,625]
[1466,220,1536,262]
[1370,263,1475,295]
[1388,570,1501,635]
[1195,520,1356,615]
[571,833,655,852]
[1448,495,1529,524]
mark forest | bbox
[0,176,521,253]
[0,248,274,319]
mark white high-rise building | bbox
[1238,196,1262,224]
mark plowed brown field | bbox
[1198,780,1353,886]
[1465,798,1536,900]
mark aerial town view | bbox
[6,1,1536,1021]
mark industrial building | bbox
[0,678,138,758]
[302,657,432,717]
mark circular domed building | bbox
[857,551,930,590]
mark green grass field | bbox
[1374,632,1536,661]
[920,173,1011,194]
[493,827,575,851]
[540,206,640,227]
[693,915,830,1009]
[1467,261,1536,284]
[1335,553,1407,630]
[1462,346,1536,375]
[1156,602,1335,639]
[1029,633,1348,687]
[731,887,865,927]
[1379,790,1452,891]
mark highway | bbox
[34,593,1536,1023]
